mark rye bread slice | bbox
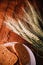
[0,45,18,65]
[14,44,30,65]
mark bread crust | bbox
[14,44,30,65]
[0,45,18,65]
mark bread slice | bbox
[14,44,30,65]
[3,43,22,65]
[0,45,18,65]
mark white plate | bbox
[23,44,36,65]
[3,42,36,65]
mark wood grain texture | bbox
[0,0,26,44]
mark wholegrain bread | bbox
[14,44,30,65]
[0,45,18,65]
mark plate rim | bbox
[23,44,36,65]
